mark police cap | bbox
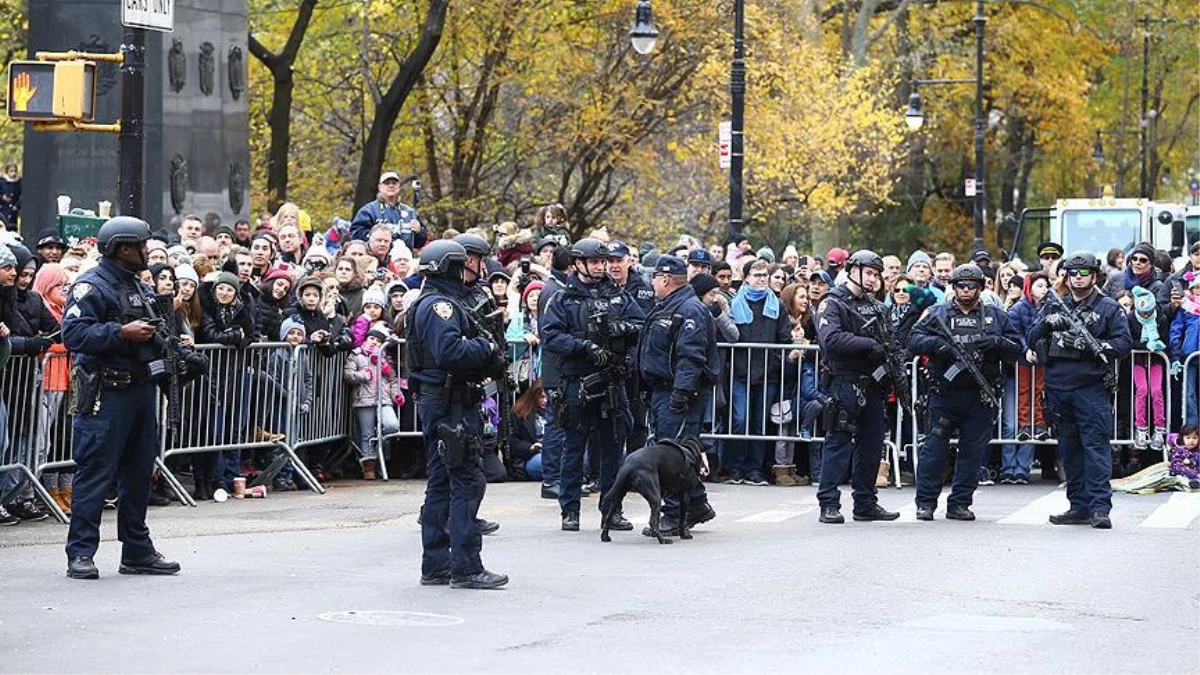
[654,254,687,276]
[97,216,153,256]
[607,240,631,258]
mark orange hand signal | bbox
[12,71,37,112]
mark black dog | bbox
[601,436,706,545]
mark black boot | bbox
[561,511,580,531]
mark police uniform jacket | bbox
[814,284,884,377]
[61,257,162,376]
[621,273,656,315]
[637,285,721,394]
[405,276,494,388]
[909,301,1022,390]
[540,274,646,380]
[535,272,567,389]
[1027,289,1132,391]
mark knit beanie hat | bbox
[295,275,324,296]
[214,271,240,291]
[279,317,305,341]
[521,280,545,306]
[361,286,386,309]
[906,250,932,273]
[175,264,199,285]
[689,272,719,299]
[756,247,776,263]
[367,322,391,343]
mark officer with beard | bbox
[1029,251,1131,529]
[909,264,1022,521]
[541,238,646,532]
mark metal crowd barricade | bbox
[1183,351,1198,426]
[158,343,324,502]
[1120,350,1173,460]
[702,342,904,487]
[0,354,68,522]
[285,344,349,490]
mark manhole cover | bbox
[317,611,465,627]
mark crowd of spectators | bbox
[0,172,1196,524]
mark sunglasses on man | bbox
[952,281,981,290]
[1065,269,1092,277]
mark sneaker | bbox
[1134,428,1150,450]
[1016,426,1033,442]
[1013,474,1029,485]
[581,480,599,496]
[999,473,1015,485]
[722,470,744,485]
[977,468,994,487]
[744,472,769,486]
[1150,430,1166,452]
[0,505,19,526]
[4,501,49,522]
[1032,424,1050,441]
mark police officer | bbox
[541,238,646,532]
[813,250,900,524]
[636,255,720,536]
[608,240,653,454]
[909,264,1022,521]
[406,240,508,589]
[63,217,195,580]
[1029,251,1132,529]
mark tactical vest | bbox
[1047,297,1101,361]
[90,264,162,363]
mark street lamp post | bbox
[631,0,746,245]
[904,0,987,253]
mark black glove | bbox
[669,389,692,413]
[867,342,887,364]
[489,345,508,375]
[973,334,998,353]
[585,341,609,367]
[611,320,637,337]
[1045,313,1070,332]
[933,338,955,358]
[28,336,52,352]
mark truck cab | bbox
[1011,191,1190,265]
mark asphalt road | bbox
[1,479,1197,674]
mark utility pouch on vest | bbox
[579,371,611,403]
[436,421,473,469]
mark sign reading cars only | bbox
[122,0,174,32]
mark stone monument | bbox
[23,0,250,238]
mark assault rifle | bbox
[585,310,628,434]
[861,296,914,415]
[929,312,1000,408]
[465,294,514,461]
[1042,291,1117,390]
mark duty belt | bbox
[98,367,151,390]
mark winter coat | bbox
[343,346,398,408]
[197,285,257,348]
[1169,304,1200,362]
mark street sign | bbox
[965,178,977,197]
[718,121,731,169]
[7,60,97,122]
[122,0,175,32]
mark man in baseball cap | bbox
[686,248,713,279]
[35,229,68,264]
[825,247,849,270]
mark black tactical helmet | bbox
[569,238,610,260]
[97,216,153,256]
[454,233,491,257]
[845,249,884,272]
[418,240,468,277]
[949,263,987,283]
[1061,251,1101,272]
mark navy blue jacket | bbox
[637,285,720,393]
[1027,289,1133,390]
[621,273,656,315]
[815,284,881,377]
[349,199,427,251]
[62,258,162,374]
[406,277,493,387]
[541,274,646,380]
[910,301,1022,390]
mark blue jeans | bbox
[727,381,778,476]
[524,453,543,481]
[1185,359,1198,425]
[1000,375,1033,478]
[1046,385,1113,516]
[915,392,995,509]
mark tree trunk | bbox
[352,0,451,211]
[247,0,318,214]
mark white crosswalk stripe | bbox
[995,490,1071,525]
[1139,492,1200,529]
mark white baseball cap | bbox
[379,171,401,184]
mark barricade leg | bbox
[154,456,197,507]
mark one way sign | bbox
[123,0,174,32]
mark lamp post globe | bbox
[630,0,659,55]
[904,91,924,130]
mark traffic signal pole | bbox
[118,27,145,218]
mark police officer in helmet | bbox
[541,237,646,532]
[909,264,1022,521]
[406,240,508,588]
[1029,251,1131,529]
[813,250,900,524]
[63,216,202,580]
[636,255,720,537]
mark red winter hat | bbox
[521,280,545,306]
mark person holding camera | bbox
[405,241,508,590]
[541,238,646,532]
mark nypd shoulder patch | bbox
[71,282,92,300]
[433,301,454,321]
